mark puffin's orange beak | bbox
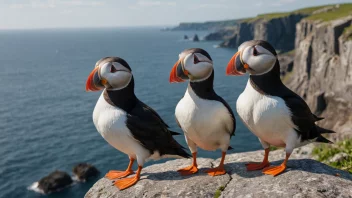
[85,67,104,92]
[226,51,248,76]
[169,58,189,83]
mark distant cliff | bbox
[169,19,240,31]
[285,15,352,139]
[210,4,351,53]
[219,14,305,52]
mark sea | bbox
[0,27,262,198]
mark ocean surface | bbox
[0,27,262,198]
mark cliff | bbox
[219,14,305,52]
[285,15,352,140]
[169,19,240,31]
[85,149,352,198]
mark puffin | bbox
[86,57,190,190]
[226,40,335,176]
[169,48,236,176]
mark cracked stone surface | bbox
[85,149,352,198]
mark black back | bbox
[104,77,189,158]
[189,70,236,135]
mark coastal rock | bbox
[73,163,100,181]
[219,14,305,51]
[183,35,188,40]
[38,170,73,194]
[204,28,237,41]
[85,149,352,198]
[278,52,295,76]
[285,16,352,139]
[329,153,350,163]
[193,34,199,42]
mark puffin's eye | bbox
[110,65,117,73]
[253,47,258,56]
[194,55,200,64]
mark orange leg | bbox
[263,152,290,176]
[178,152,198,176]
[246,148,270,171]
[205,152,227,176]
[106,158,135,180]
[114,165,142,190]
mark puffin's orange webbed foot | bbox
[177,165,198,176]
[246,161,270,171]
[263,164,287,176]
[114,176,139,190]
[105,170,134,180]
[205,165,226,176]
[178,152,198,176]
[205,151,227,176]
[114,165,142,190]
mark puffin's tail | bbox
[315,126,335,144]
[163,138,191,158]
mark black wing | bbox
[126,100,189,158]
[214,95,236,136]
[279,87,327,141]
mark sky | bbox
[0,0,350,29]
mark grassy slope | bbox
[312,139,352,174]
[242,3,351,23]
[343,24,352,40]
[306,4,352,21]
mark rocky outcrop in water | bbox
[285,16,352,139]
[73,163,100,182]
[193,34,200,42]
[85,149,352,198]
[219,14,306,52]
[38,170,73,194]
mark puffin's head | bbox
[85,57,132,92]
[226,40,277,76]
[169,48,213,83]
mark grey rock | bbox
[85,150,352,198]
[193,34,199,42]
[73,163,100,182]
[278,52,295,77]
[38,170,73,194]
[219,14,306,51]
[204,28,237,41]
[329,153,350,163]
[285,16,352,140]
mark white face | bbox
[181,52,213,81]
[240,44,277,75]
[99,61,132,90]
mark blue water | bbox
[0,28,261,198]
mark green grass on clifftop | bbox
[312,138,352,174]
[343,25,352,40]
[241,3,352,23]
[306,3,352,21]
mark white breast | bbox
[236,80,298,147]
[175,86,233,151]
[92,93,150,162]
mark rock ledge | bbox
[85,150,352,198]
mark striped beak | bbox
[85,66,105,92]
[169,57,189,83]
[226,51,248,76]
